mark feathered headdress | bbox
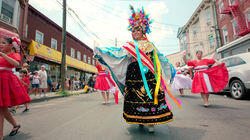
[128,5,153,34]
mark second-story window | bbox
[51,38,57,50]
[71,48,75,58]
[195,45,199,52]
[232,19,239,36]
[208,35,214,48]
[245,10,250,28]
[219,2,224,14]
[206,12,211,26]
[25,24,28,37]
[35,30,44,44]
[222,27,229,44]
[77,51,81,60]
[0,0,15,25]
[88,57,91,64]
[83,55,87,62]
[193,27,197,38]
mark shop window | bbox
[35,30,44,44]
[51,38,57,50]
[247,48,250,52]
[71,48,75,58]
[83,55,86,62]
[222,27,229,44]
[206,12,211,26]
[88,57,91,64]
[77,51,81,60]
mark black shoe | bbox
[23,108,30,113]
[9,125,21,136]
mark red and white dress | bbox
[172,67,192,90]
[94,64,116,93]
[187,59,228,94]
[0,53,31,107]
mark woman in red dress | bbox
[94,61,115,104]
[184,50,228,107]
[0,37,31,139]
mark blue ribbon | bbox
[134,40,152,99]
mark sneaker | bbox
[10,108,16,114]
[148,125,155,133]
[22,108,30,113]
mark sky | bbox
[29,0,203,55]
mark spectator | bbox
[47,76,52,92]
[31,71,40,96]
[38,65,48,97]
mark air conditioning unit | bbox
[0,14,11,24]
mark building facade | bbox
[216,0,250,58]
[165,52,183,68]
[24,5,97,83]
[178,0,219,61]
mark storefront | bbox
[28,40,97,83]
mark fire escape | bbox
[220,0,250,36]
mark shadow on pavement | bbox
[127,125,205,140]
[4,132,32,140]
[178,95,200,99]
[199,104,238,110]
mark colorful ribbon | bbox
[134,40,152,99]
[153,46,161,105]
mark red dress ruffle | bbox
[0,53,31,107]
[191,63,229,94]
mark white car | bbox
[220,52,250,99]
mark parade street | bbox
[3,91,250,140]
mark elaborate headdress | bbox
[128,5,153,34]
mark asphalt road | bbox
[3,90,250,140]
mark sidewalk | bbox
[30,89,86,103]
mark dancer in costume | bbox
[94,6,181,133]
[94,61,116,104]
[183,50,228,107]
[0,37,31,139]
[172,62,192,96]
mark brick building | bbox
[216,0,250,58]
[24,5,97,83]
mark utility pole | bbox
[115,37,117,47]
[60,0,67,90]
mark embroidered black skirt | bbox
[123,62,173,125]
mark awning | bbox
[28,40,97,73]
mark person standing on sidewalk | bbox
[183,51,229,107]
[0,37,31,139]
[31,71,40,96]
[38,65,48,97]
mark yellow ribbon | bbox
[153,45,161,105]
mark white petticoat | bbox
[172,74,192,90]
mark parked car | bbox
[219,52,250,99]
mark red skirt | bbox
[0,70,31,107]
[191,63,229,94]
[94,75,113,91]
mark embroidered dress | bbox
[172,67,192,90]
[95,40,174,125]
[94,64,115,92]
[187,59,228,94]
[0,53,31,107]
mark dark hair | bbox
[16,68,22,72]
[20,70,27,75]
[3,37,13,45]
[196,50,203,55]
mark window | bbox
[222,27,229,44]
[0,0,15,24]
[88,57,91,64]
[193,27,197,37]
[195,45,199,51]
[71,48,75,58]
[219,2,224,14]
[206,12,211,25]
[232,19,240,36]
[92,59,95,65]
[229,0,235,6]
[223,57,246,68]
[77,51,81,60]
[51,38,57,50]
[208,35,214,48]
[83,55,87,62]
[35,30,44,44]
[245,10,250,28]
[25,24,28,37]
[247,48,250,52]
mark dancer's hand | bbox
[0,51,6,57]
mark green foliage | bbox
[56,90,70,95]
